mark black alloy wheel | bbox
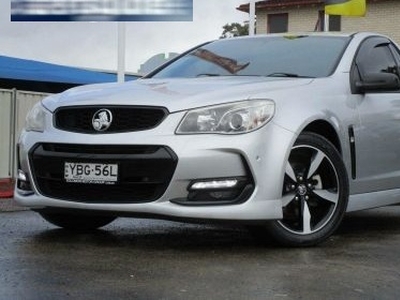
[266,132,349,247]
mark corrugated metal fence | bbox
[0,89,49,179]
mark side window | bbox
[389,44,400,66]
[316,11,341,31]
[356,38,399,80]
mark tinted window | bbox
[356,38,399,80]
[268,14,288,33]
[360,45,396,75]
[151,36,351,79]
[389,44,400,67]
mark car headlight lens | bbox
[25,102,46,132]
[176,100,275,134]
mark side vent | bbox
[348,126,356,179]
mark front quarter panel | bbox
[266,74,359,193]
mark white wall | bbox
[0,89,49,179]
[0,90,13,178]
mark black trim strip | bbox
[348,126,356,179]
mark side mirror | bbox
[355,72,400,93]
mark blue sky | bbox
[0,0,248,73]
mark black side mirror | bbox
[356,72,400,93]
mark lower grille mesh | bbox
[30,143,178,203]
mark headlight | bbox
[176,100,275,134]
[25,102,46,132]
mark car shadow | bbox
[30,220,276,250]
[337,206,400,236]
[28,206,400,250]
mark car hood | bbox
[42,76,314,113]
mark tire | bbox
[266,132,349,247]
[38,212,116,230]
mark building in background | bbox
[237,0,400,44]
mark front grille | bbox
[55,106,168,133]
[29,143,178,204]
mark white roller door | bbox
[0,89,13,178]
[0,89,49,180]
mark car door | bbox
[351,37,400,194]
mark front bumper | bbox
[15,112,295,221]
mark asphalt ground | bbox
[1,199,400,300]
[0,198,25,212]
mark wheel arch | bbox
[302,120,342,155]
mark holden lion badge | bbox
[92,109,113,132]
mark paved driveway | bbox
[1,205,400,299]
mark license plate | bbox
[64,162,118,184]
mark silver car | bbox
[15,32,400,246]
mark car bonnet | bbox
[42,76,314,113]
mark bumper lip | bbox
[14,190,284,221]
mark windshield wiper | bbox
[196,73,221,77]
[266,72,315,78]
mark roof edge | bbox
[237,0,388,13]
[237,0,323,13]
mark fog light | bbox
[18,169,27,182]
[17,169,32,192]
[190,179,238,190]
[171,176,253,204]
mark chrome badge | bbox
[92,109,113,132]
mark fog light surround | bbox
[168,176,254,205]
[17,169,33,193]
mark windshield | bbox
[150,35,351,79]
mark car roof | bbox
[219,32,387,41]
